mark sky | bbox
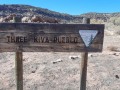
[0,0,120,15]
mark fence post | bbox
[80,18,90,90]
[14,16,23,90]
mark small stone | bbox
[69,56,79,60]
[115,75,119,79]
[31,70,36,73]
[113,53,119,56]
[88,54,93,57]
[52,59,63,64]
[71,57,75,59]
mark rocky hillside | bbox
[0,4,75,20]
[0,4,120,24]
[80,12,120,20]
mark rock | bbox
[113,53,119,56]
[31,15,44,23]
[31,70,36,73]
[52,59,63,64]
[115,75,119,79]
[22,16,31,22]
[88,54,94,57]
[30,65,38,73]
[69,56,79,60]
[43,17,60,23]
[0,17,4,22]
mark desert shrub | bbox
[109,17,117,25]
[109,17,120,25]
[91,19,104,24]
[115,17,120,25]
[91,19,97,24]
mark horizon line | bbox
[0,4,120,16]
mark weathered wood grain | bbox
[0,23,104,52]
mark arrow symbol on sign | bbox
[79,30,98,47]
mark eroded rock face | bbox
[43,17,60,23]
[22,16,31,23]
[0,14,16,22]
[0,15,61,23]
[0,17,4,22]
[31,15,44,23]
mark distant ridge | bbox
[0,4,120,23]
[0,4,74,20]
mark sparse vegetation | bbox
[0,4,120,25]
[109,17,120,25]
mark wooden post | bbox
[15,51,23,90]
[14,16,23,90]
[80,18,90,90]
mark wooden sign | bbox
[0,23,104,52]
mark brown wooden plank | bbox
[80,18,90,90]
[14,17,23,90]
[0,23,104,52]
[15,51,23,90]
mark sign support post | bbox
[14,17,23,90]
[15,51,23,90]
[80,18,90,90]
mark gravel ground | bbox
[0,35,120,90]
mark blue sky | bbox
[0,0,120,15]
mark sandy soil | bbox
[0,33,120,90]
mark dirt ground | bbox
[0,33,120,90]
